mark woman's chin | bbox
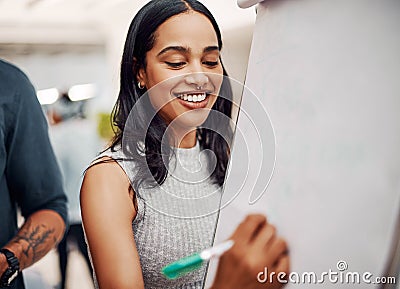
[172,111,211,130]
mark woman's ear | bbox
[137,67,146,88]
[133,57,146,88]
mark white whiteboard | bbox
[206,0,400,288]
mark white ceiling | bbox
[0,0,256,45]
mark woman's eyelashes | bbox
[164,60,219,69]
[203,61,219,67]
[165,61,186,68]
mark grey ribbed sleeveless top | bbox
[100,141,222,289]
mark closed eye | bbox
[203,61,219,67]
[165,61,186,68]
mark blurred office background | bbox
[0,1,256,288]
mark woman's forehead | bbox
[152,11,219,51]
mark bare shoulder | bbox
[80,156,136,220]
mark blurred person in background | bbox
[0,59,67,289]
[48,93,101,289]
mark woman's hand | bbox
[211,214,289,289]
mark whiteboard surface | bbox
[237,0,263,9]
[206,0,400,288]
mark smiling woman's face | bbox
[138,11,224,131]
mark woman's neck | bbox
[169,128,197,148]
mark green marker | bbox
[162,240,234,280]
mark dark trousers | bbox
[57,224,93,289]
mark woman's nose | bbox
[184,72,209,89]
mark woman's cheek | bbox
[212,73,224,95]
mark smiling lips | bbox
[176,92,207,102]
[174,91,211,109]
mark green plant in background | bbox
[97,112,115,142]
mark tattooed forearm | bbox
[2,210,65,270]
[13,219,56,264]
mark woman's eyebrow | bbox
[203,46,219,53]
[157,46,189,56]
[157,45,220,56]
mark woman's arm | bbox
[80,159,144,289]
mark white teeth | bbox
[176,93,207,102]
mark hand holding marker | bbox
[162,240,234,279]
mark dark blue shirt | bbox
[0,59,68,289]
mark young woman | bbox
[80,1,289,289]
